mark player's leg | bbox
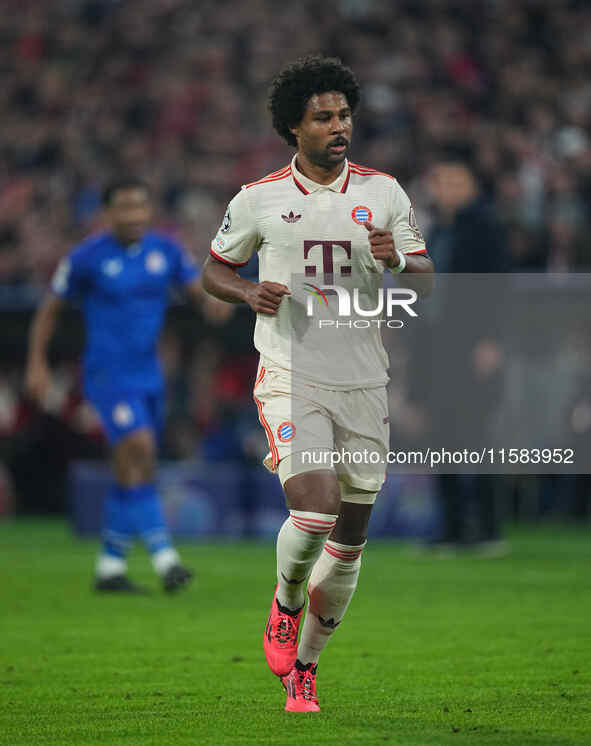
[265,467,340,678]
[113,427,192,592]
[284,387,386,710]
[297,386,387,658]
[96,478,138,591]
[254,364,340,676]
[93,393,190,592]
[139,391,193,591]
[284,490,375,712]
[97,428,164,592]
[93,396,148,592]
[296,487,373,667]
[277,468,341,611]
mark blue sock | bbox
[102,483,134,560]
[125,483,174,556]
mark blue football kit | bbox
[51,230,198,570]
[52,230,198,440]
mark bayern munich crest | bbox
[351,205,372,225]
[277,421,296,442]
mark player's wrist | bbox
[388,249,406,273]
[242,280,261,306]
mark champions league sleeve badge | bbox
[408,206,424,241]
[221,205,231,233]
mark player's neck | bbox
[294,153,346,185]
[112,231,142,248]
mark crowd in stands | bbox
[1,0,590,513]
[1,0,590,286]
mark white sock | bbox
[96,553,127,580]
[276,510,338,611]
[152,547,180,576]
[297,539,366,665]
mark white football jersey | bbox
[211,155,427,389]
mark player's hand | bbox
[245,281,290,315]
[364,221,399,268]
[25,360,51,405]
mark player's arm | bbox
[26,251,85,404]
[202,257,289,315]
[202,189,289,315]
[25,293,67,405]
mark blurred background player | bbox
[203,56,434,712]
[25,179,200,592]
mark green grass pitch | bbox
[1,521,590,745]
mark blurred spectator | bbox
[0,225,27,285]
[0,0,590,283]
[425,149,509,550]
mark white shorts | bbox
[252,362,389,492]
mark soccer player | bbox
[203,56,434,711]
[26,179,200,593]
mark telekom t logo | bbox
[304,240,352,283]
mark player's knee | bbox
[330,488,375,544]
[283,469,341,515]
[113,429,157,484]
[131,431,157,479]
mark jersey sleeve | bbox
[168,239,200,287]
[210,188,260,267]
[389,180,428,256]
[50,250,87,301]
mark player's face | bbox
[108,188,152,244]
[290,92,352,169]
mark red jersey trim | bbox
[254,366,266,388]
[340,164,351,193]
[209,248,249,267]
[292,171,309,195]
[253,395,279,470]
[245,166,291,189]
[403,248,428,255]
[291,163,351,195]
[349,162,395,180]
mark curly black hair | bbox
[269,55,361,147]
[102,178,150,206]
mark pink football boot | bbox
[282,661,320,713]
[264,584,303,677]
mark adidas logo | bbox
[282,572,306,585]
[318,615,340,629]
[281,211,302,223]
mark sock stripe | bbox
[324,544,363,561]
[291,520,336,535]
[290,515,337,529]
[290,515,337,527]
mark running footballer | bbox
[203,56,434,712]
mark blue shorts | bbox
[87,389,165,445]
